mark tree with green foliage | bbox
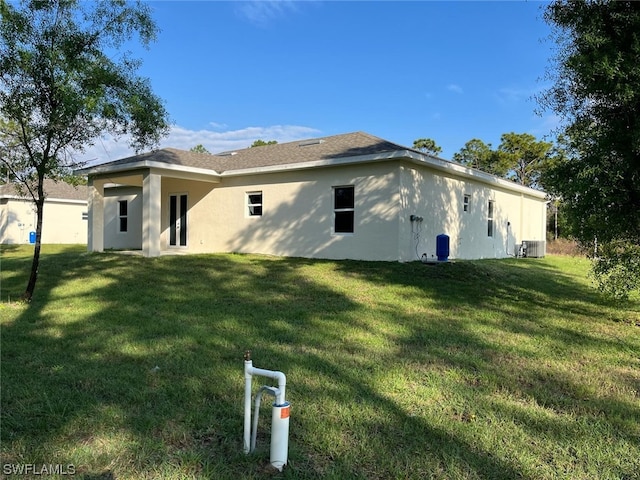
[496,132,553,189]
[453,135,555,188]
[452,138,504,175]
[0,117,18,183]
[250,139,277,148]
[190,144,211,154]
[539,0,640,298]
[412,138,442,156]
[541,134,573,241]
[0,0,169,301]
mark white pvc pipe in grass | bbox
[270,401,290,471]
[252,386,278,452]
[243,351,289,472]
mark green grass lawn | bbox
[1,245,639,480]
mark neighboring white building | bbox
[0,180,88,245]
[76,132,547,261]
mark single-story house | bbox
[0,179,88,245]
[75,131,547,261]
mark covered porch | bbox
[87,166,219,257]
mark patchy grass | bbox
[546,238,582,257]
[1,245,639,479]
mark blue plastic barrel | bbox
[29,231,36,244]
[436,234,450,262]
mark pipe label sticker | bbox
[280,406,290,419]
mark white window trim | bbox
[333,185,355,235]
[487,199,495,237]
[118,199,128,233]
[246,191,263,217]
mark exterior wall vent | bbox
[298,139,325,147]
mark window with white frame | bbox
[334,185,354,233]
[247,191,263,216]
[463,194,470,213]
[118,200,128,232]
[487,200,494,237]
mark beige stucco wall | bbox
[399,163,546,260]
[87,159,546,261]
[0,198,87,244]
[158,162,402,261]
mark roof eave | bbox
[44,198,87,205]
[75,160,222,182]
[220,150,412,177]
[0,194,86,203]
[223,149,546,198]
[73,147,546,199]
[405,151,547,199]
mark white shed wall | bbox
[0,198,87,244]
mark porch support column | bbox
[88,177,104,253]
[142,170,161,257]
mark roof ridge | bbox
[214,131,387,156]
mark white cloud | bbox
[494,84,546,106]
[75,124,322,166]
[446,84,464,94]
[77,135,136,166]
[165,124,321,151]
[208,121,228,130]
[235,0,301,27]
[495,87,529,104]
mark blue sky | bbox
[85,1,559,164]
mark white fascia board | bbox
[45,198,87,205]
[0,195,86,204]
[220,150,411,177]
[402,150,547,199]
[75,160,221,182]
[221,149,547,199]
[74,149,546,199]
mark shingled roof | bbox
[212,131,412,172]
[76,130,546,199]
[82,131,416,175]
[0,179,87,202]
